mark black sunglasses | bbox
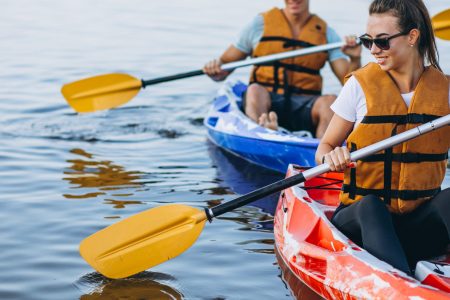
[359,31,410,50]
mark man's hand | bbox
[203,59,230,82]
[342,35,362,61]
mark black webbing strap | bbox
[360,152,448,163]
[341,185,441,201]
[383,126,397,205]
[259,36,317,49]
[349,143,357,200]
[256,82,321,95]
[256,61,320,75]
[272,62,281,94]
[361,113,441,124]
[282,68,292,118]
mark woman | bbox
[315,0,450,276]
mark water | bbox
[1,0,449,299]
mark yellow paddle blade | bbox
[432,9,450,40]
[61,73,142,113]
[80,204,207,279]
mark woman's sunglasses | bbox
[359,31,410,50]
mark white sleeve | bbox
[330,76,361,122]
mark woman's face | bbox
[364,13,413,72]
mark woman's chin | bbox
[377,62,391,71]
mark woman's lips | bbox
[376,56,387,65]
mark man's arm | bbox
[204,14,262,81]
[203,46,248,81]
[325,29,362,85]
[328,35,361,84]
[330,56,361,85]
[220,45,248,63]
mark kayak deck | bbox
[204,80,319,173]
[274,165,450,299]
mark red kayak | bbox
[274,165,450,299]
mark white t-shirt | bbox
[331,76,450,126]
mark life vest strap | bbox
[251,81,321,95]
[349,143,357,200]
[259,36,318,49]
[255,61,320,75]
[342,185,441,201]
[360,152,449,163]
[361,113,442,124]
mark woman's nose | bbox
[370,42,381,54]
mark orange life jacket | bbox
[250,8,328,96]
[339,63,450,214]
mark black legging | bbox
[331,188,450,276]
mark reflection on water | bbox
[63,148,145,208]
[207,142,284,255]
[77,271,183,300]
[207,141,283,211]
[238,238,275,254]
[208,140,283,228]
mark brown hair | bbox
[369,0,441,71]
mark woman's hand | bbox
[203,59,229,81]
[322,146,352,172]
[315,114,354,168]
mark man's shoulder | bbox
[310,14,328,26]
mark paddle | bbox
[79,114,450,279]
[433,8,450,40]
[61,42,343,113]
[61,9,450,114]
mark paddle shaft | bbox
[141,42,344,88]
[206,114,450,219]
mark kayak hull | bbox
[274,165,450,299]
[204,81,319,174]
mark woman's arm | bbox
[315,114,354,171]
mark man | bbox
[203,0,361,138]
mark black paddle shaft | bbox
[207,172,306,220]
[142,70,204,87]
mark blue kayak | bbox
[204,80,319,174]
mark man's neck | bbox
[283,9,311,29]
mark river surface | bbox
[1,0,449,299]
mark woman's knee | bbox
[356,195,389,218]
[430,188,450,222]
[332,195,388,229]
[430,188,450,211]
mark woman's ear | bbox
[408,28,420,46]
